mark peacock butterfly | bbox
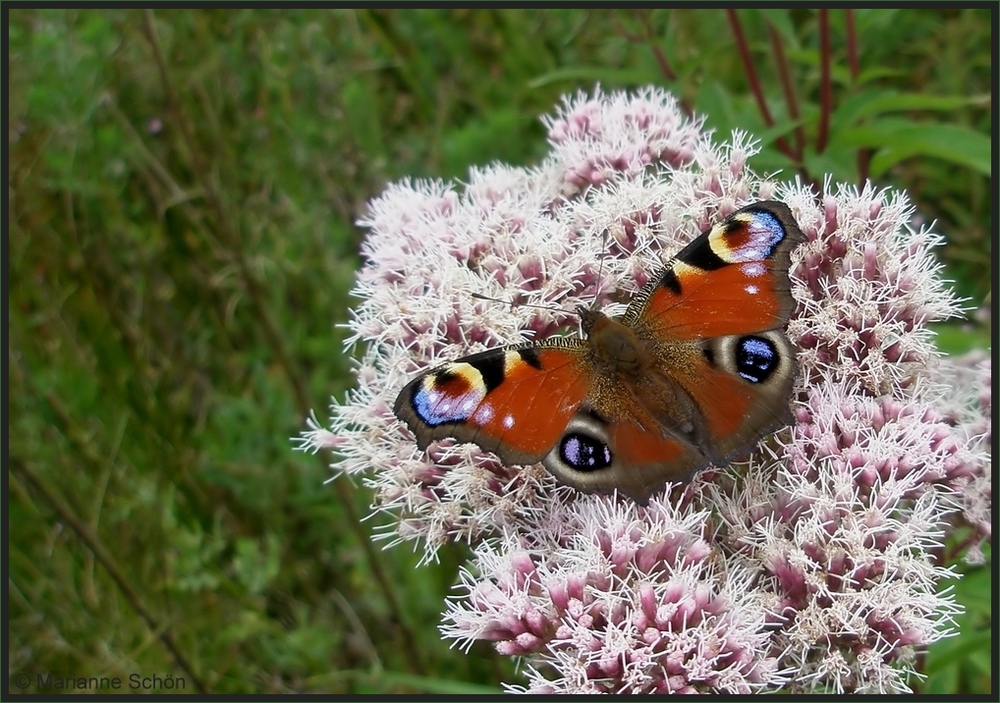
[393,201,805,502]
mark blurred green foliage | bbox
[7,8,990,694]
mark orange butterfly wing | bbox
[623,201,804,462]
[394,343,592,465]
[625,201,803,340]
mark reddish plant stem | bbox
[845,9,871,184]
[612,14,694,116]
[612,13,677,80]
[816,9,832,153]
[845,8,860,76]
[651,44,677,82]
[768,21,804,161]
[649,43,693,116]
[940,528,984,566]
[726,9,795,159]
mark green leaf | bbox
[852,66,907,86]
[757,9,798,49]
[747,148,800,180]
[832,90,888,130]
[439,107,536,177]
[695,81,737,136]
[377,671,504,695]
[833,90,987,130]
[832,120,991,177]
[342,76,387,162]
[952,565,993,615]
[860,92,988,115]
[966,646,993,676]
[753,118,805,149]
[232,534,281,595]
[803,148,858,185]
[931,324,991,355]
[924,630,992,675]
[922,657,959,694]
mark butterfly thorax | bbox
[579,307,653,376]
[579,306,704,447]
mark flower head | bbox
[296,87,988,693]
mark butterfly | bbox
[393,201,806,502]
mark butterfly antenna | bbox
[472,227,613,318]
[591,228,610,311]
[471,292,575,316]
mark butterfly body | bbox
[393,201,806,502]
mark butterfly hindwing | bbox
[540,408,705,501]
[672,330,797,463]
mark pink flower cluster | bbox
[297,87,989,693]
[442,497,785,693]
[704,378,979,693]
[544,86,704,193]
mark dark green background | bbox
[7,8,991,694]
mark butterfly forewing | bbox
[394,342,592,465]
[625,201,805,340]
